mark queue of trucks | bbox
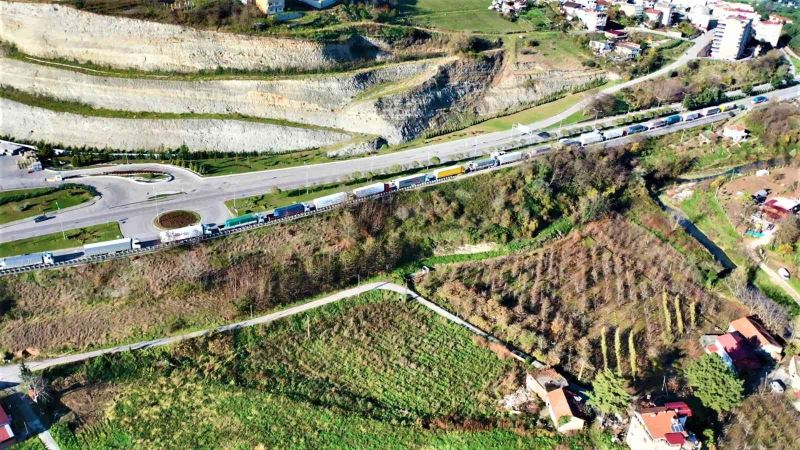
[0,151,529,271]
[0,98,751,272]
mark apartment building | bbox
[711,15,752,60]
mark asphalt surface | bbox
[1,49,798,246]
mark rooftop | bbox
[729,316,781,348]
[547,387,579,420]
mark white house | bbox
[722,124,748,142]
[626,402,701,450]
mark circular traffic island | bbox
[155,210,200,230]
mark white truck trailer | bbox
[83,238,141,257]
[160,224,205,243]
[0,252,54,269]
[311,192,348,210]
[579,131,604,146]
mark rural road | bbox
[759,262,800,304]
[0,282,541,383]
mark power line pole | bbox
[55,201,66,241]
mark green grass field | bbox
[399,0,549,33]
[47,291,605,449]
[0,222,122,257]
[0,186,95,225]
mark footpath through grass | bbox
[0,222,121,257]
[0,185,95,225]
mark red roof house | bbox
[728,316,783,361]
[0,407,15,449]
[626,402,700,450]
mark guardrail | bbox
[0,108,738,277]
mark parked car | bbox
[34,214,52,223]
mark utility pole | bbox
[55,201,66,241]
[304,162,309,195]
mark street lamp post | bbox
[55,201,66,241]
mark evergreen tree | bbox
[662,290,672,338]
[628,329,637,378]
[614,327,623,374]
[588,369,631,416]
[685,354,744,413]
[601,326,609,371]
[674,295,684,335]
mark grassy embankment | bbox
[398,0,550,33]
[0,222,121,257]
[676,187,800,315]
[0,185,95,225]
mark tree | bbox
[588,369,632,415]
[601,326,609,371]
[662,290,672,338]
[614,327,624,374]
[18,363,50,404]
[774,215,800,247]
[685,354,744,413]
[674,295,684,335]
[628,329,637,378]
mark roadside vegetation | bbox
[0,222,121,258]
[38,290,616,449]
[0,184,97,225]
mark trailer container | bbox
[664,115,682,125]
[705,107,721,115]
[273,203,306,219]
[495,152,525,165]
[626,124,648,134]
[224,214,259,229]
[352,183,390,198]
[683,112,702,121]
[648,119,666,129]
[311,192,348,210]
[601,127,626,140]
[432,165,465,179]
[83,238,141,257]
[392,174,428,190]
[0,252,54,269]
[160,224,204,243]
[579,131,604,146]
[468,158,497,172]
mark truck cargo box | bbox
[627,124,648,134]
[352,183,389,198]
[311,192,348,210]
[579,131,604,146]
[468,158,497,171]
[83,238,139,257]
[664,115,682,125]
[160,224,204,243]
[392,174,428,189]
[495,152,524,165]
[601,127,626,140]
[224,214,259,229]
[273,203,306,219]
[432,165,465,179]
[0,252,54,269]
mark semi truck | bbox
[579,131,604,146]
[392,174,428,190]
[468,158,497,172]
[664,115,682,126]
[0,252,54,269]
[352,183,390,199]
[311,192,348,210]
[495,151,525,165]
[602,127,626,140]
[83,238,141,257]
[224,214,260,229]
[160,224,205,243]
[272,203,306,219]
[431,165,465,180]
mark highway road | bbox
[1,70,798,246]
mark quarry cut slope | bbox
[0,1,387,72]
[0,56,440,141]
[0,98,352,153]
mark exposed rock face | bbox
[0,98,352,153]
[0,55,439,141]
[0,1,387,72]
[479,68,607,114]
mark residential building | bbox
[254,0,284,14]
[728,316,783,362]
[562,1,607,31]
[546,388,585,433]
[704,331,762,371]
[253,0,284,14]
[620,1,644,17]
[562,1,584,18]
[753,20,783,46]
[722,124,748,142]
[583,9,608,31]
[527,367,570,401]
[616,41,643,58]
[655,1,674,26]
[605,29,628,40]
[689,4,713,30]
[0,407,14,450]
[645,8,664,27]
[762,197,800,221]
[711,16,752,60]
[626,402,700,450]
[590,40,615,54]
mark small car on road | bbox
[752,95,768,104]
[34,214,52,223]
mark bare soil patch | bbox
[155,210,200,229]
